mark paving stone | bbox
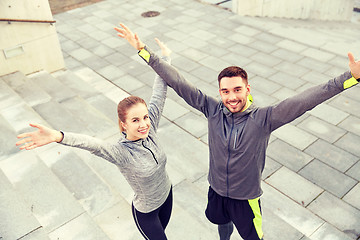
[199,55,232,72]
[174,111,208,138]
[346,161,360,181]
[0,170,44,240]
[38,146,116,217]
[299,159,357,198]
[172,56,202,72]
[272,124,318,150]
[97,64,126,81]
[298,59,332,75]
[329,95,360,119]
[275,39,308,53]
[274,62,310,78]
[162,97,190,121]
[202,43,231,58]
[157,122,209,182]
[248,40,279,53]
[68,47,94,61]
[308,103,349,125]
[297,116,346,143]
[262,156,282,180]
[250,89,278,107]
[334,132,360,157]
[230,43,258,57]
[250,76,282,95]
[228,32,254,45]
[49,212,110,240]
[0,152,84,232]
[29,71,77,103]
[19,228,50,240]
[267,139,313,172]
[189,65,218,84]
[271,48,304,63]
[262,206,304,240]
[268,72,306,90]
[300,70,332,85]
[262,182,324,236]
[244,61,277,78]
[307,191,360,239]
[179,48,208,62]
[343,182,360,211]
[266,166,323,206]
[220,52,252,67]
[309,222,354,240]
[304,139,358,173]
[250,52,283,68]
[82,54,112,71]
[112,74,144,93]
[301,48,336,62]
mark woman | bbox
[16,39,173,240]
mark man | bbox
[115,23,360,240]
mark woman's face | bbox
[121,103,151,141]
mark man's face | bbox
[219,76,250,113]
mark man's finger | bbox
[348,52,355,64]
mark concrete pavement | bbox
[1,0,360,239]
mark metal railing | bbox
[0,18,56,24]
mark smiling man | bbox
[115,23,360,240]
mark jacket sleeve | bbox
[59,132,122,165]
[268,71,359,131]
[148,56,170,132]
[138,46,218,118]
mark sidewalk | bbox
[1,0,360,239]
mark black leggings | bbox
[132,187,173,240]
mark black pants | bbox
[132,187,173,240]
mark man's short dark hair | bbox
[218,66,248,86]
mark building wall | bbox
[0,0,64,76]
[232,0,355,21]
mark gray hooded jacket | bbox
[139,46,359,200]
[60,57,172,213]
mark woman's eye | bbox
[144,116,149,119]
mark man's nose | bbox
[228,91,237,100]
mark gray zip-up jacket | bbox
[60,57,172,213]
[139,46,359,200]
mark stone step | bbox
[0,114,19,161]
[36,143,121,217]
[1,71,52,107]
[0,169,49,240]
[0,151,85,233]
[28,71,77,103]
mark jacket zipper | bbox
[226,115,235,197]
[142,141,158,164]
